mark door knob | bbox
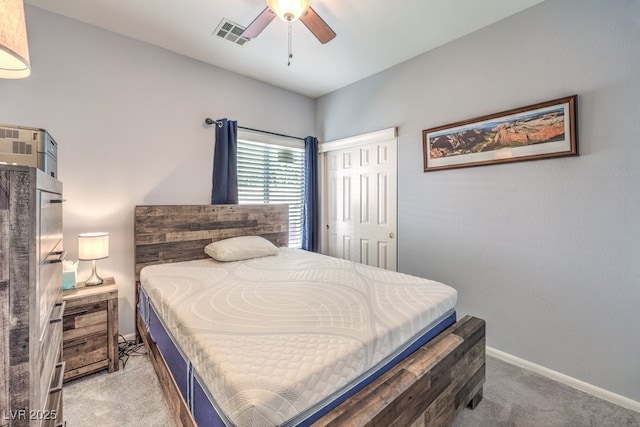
[389,232,395,238]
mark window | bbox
[237,131,305,248]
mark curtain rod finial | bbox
[205,118,224,128]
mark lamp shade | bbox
[78,232,109,260]
[0,0,31,78]
[267,0,310,22]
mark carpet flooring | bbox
[63,352,174,427]
[64,352,640,426]
[453,357,640,427]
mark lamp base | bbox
[84,260,104,286]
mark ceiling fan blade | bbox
[242,7,276,38]
[300,6,336,44]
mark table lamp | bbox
[78,232,109,286]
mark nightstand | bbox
[62,277,119,381]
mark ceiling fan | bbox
[242,0,336,44]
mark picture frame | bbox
[422,95,578,172]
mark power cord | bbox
[118,334,147,369]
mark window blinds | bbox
[237,139,305,248]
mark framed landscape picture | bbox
[423,95,578,172]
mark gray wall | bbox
[0,6,315,337]
[316,0,640,403]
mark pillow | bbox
[204,236,279,262]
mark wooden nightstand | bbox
[62,277,119,381]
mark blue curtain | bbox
[302,136,319,252]
[211,119,239,204]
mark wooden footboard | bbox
[316,315,485,427]
[137,306,485,427]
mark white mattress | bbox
[140,248,457,426]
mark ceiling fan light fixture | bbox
[267,0,310,22]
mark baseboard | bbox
[486,346,640,413]
[121,332,136,343]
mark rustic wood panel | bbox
[63,283,117,308]
[71,311,107,329]
[134,204,289,280]
[63,301,108,330]
[36,318,62,425]
[315,316,485,427]
[61,278,119,381]
[1,186,9,427]
[6,168,34,427]
[63,323,106,342]
[0,166,64,426]
[107,293,118,373]
[63,359,109,382]
[137,314,196,427]
[63,333,108,371]
[44,361,64,427]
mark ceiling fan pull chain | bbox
[288,20,293,66]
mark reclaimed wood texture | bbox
[0,166,64,427]
[137,312,197,427]
[315,316,485,427]
[134,204,289,281]
[62,278,119,381]
[1,172,9,426]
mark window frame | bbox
[237,129,305,248]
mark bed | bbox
[134,204,485,427]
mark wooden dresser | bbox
[62,278,119,381]
[0,165,65,427]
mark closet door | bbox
[321,128,397,271]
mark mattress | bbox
[140,248,458,426]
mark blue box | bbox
[62,270,77,290]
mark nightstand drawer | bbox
[63,332,108,372]
[63,301,108,340]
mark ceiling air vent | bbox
[214,19,250,46]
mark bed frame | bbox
[134,204,485,426]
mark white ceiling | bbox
[25,0,545,98]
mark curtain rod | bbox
[204,118,305,141]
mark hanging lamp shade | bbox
[0,0,31,79]
[267,0,310,22]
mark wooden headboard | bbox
[134,204,288,281]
